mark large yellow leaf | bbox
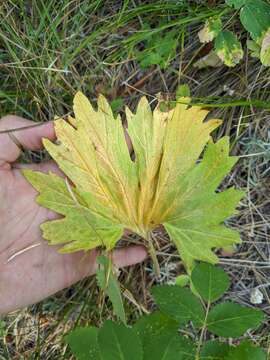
[24,92,244,270]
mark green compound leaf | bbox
[198,17,222,43]
[214,30,244,67]
[96,255,126,324]
[24,92,243,273]
[225,0,247,9]
[225,341,267,360]
[207,302,264,338]
[65,327,101,360]
[191,263,230,303]
[240,0,270,41]
[98,320,143,360]
[151,285,205,327]
[200,340,230,360]
[260,28,270,66]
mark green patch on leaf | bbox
[215,30,243,67]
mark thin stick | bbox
[6,243,41,263]
[195,301,211,359]
[146,231,160,278]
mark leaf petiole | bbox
[146,232,160,278]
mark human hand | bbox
[0,116,147,314]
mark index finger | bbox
[0,115,55,167]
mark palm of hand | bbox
[0,116,146,314]
[0,165,86,313]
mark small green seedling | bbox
[66,263,266,360]
[136,29,178,69]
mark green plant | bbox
[65,263,266,359]
[96,255,126,324]
[0,320,5,338]
[136,27,179,69]
[198,0,270,67]
[23,91,244,321]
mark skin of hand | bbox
[0,115,147,314]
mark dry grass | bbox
[1,0,270,358]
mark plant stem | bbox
[146,231,160,278]
[195,301,211,359]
